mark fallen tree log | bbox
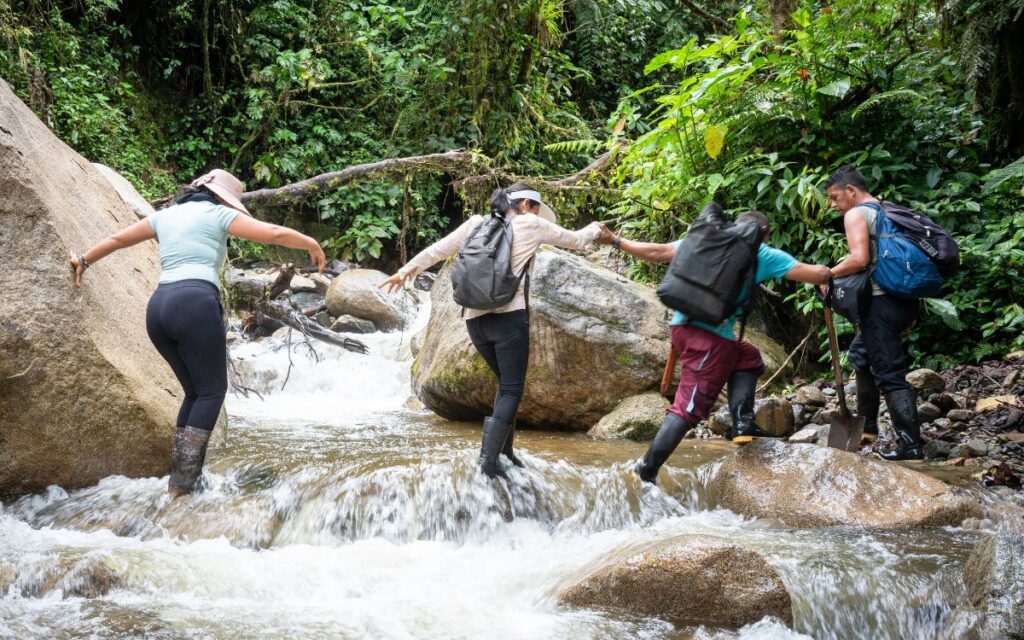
[258,299,368,354]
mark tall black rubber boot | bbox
[727,370,778,441]
[878,389,923,461]
[855,373,880,439]
[635,412,691,484]
[480,417,514,479]
[168,426,212,496]
[501,420,525,468]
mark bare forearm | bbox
[616,237,675,263]
[271,226,318,251]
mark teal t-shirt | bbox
[669,241,798,339]
[147,200,239,287]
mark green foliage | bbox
[609,0,1022,366]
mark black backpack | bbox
[657,203,762,336]
[451,215,529,310]
[878,201,960,278]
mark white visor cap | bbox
[507,189,556,224]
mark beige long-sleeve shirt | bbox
[398,213,601,319]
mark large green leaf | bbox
[817,78,851,98]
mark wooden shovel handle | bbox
[660,345,678,399]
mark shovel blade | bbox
[827,415,866,451]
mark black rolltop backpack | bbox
[451,214,530,311]
[656,202,762,338]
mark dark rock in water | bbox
[709,439,982,528]
[315,310,333,328]
[924,440,953,460]
[414,271,436,291]
[330,314,377,334]
[290,292,326,316]
[327,259,356,273]
[557,535,793,627]
[0,79,186,497]
[792,403,813,428]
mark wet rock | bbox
[17,556,122,599]
[924,440,953,460]
[788,426,821,444]
[326,268,413,331]
[907,368,945,394]
[92,163,155,219]
[0,79,186,496]
[931,393,961,413]
[709,440,982,528]
[315,310,332,328]
[964,439,991,458]
[917,402,943,422]
[708,405,732,437]
[289,274,318,293]
[933,417,954,431]
[290,292,326,316]
[557,535,792,627]
[947,409,975,423]
[330,314,377,334]
[792,403,812,429]
[754,397,794,436]
[412,251,790,430]
[794,385,827,407]
[925,438,954,458]
[822,387,837,397]
[952,533,1024,640]
[588,392,669,441]
[308,273,332,295]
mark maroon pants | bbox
[668,324,765,423]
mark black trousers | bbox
[146,280,227,431]
[465,310,530,425]
[848,294,918,394]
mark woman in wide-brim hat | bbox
[70,169,327,497]
[380,183,601,479]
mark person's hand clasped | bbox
[379,271,410,294]
[69,251,86,287]
[595,222,617,245]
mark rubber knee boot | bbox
[480,417,514,479]
[501,420,525,468]
[727,370,778,441]
[169,426,212,496]
[878,389,923,461]
[855,374,880,439]
[635,412,691,484]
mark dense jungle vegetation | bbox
[1,0,1022,369]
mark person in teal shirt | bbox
[596,211,830,484]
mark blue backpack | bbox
[863,203,943,299]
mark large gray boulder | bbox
[587,392,669,440]
[709,440,983,528]
[0,79,183,497]
[92,163,154,219]
[557,535,793,627]
[412,249,790,430]
[326,268,414,331]
[949,533,1024,640]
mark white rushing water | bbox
[0,299,984,639]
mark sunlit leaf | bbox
[704,125,727,159]
[817,78,851,98]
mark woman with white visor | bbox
[381,183,601,478]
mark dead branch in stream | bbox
[257,299,368,354]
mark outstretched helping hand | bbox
[379,270,411,294]
[595,222,617,245]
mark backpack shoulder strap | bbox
[736,248,760,342]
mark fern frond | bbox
[543,139,604,154]
[851,89,922,119]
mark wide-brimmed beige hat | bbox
[190,169,250,215]
[507,188,557,224]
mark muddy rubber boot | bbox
[856,373,880,440]
[501,420,525,468]
[727,370,779,442]
[168,426,212,496]
[635,412,690,484]
[878,389,923,461]
[480,417,513,479]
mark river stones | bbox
[412,249,790,430]
[0,79,185,497]
[557,535,793,627]
[709,440,982,528]
[587,392,669,441]
[943,532,1024,640]
[326,268,414,331]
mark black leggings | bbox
[848,294,918,394]
[465,310,530,425]
[146,280,227,431]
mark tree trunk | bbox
[770,0,797,41]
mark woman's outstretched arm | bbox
[69,219,157,286]
[227,214,327,272]
[380,216,480,293]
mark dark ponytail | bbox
[488,182,536,217]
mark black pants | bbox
[848,294,918,394]
[146,280,227,431]
[465,310,530,425]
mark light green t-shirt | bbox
[147,200,239,287]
